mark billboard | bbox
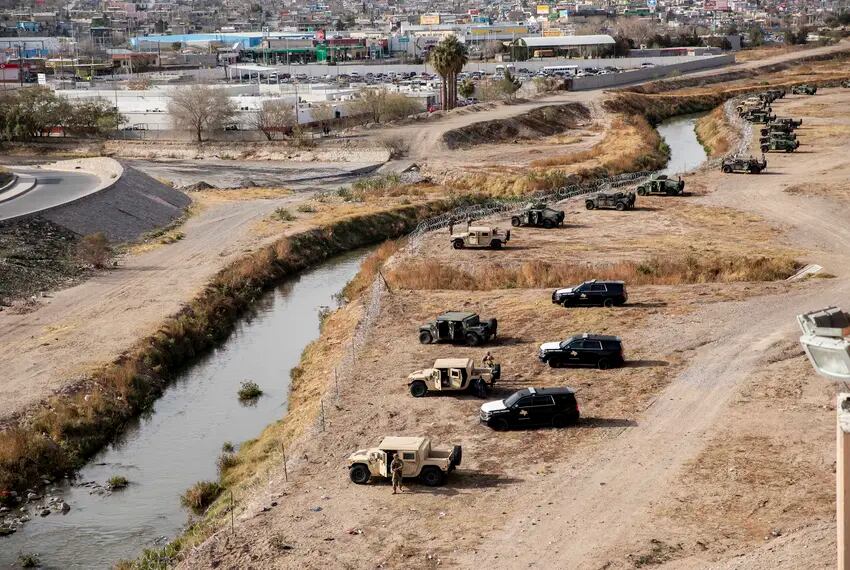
[536,4,551,14]
[420,14,440,25]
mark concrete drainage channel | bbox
[0,249,371,569]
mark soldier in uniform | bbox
[391,454,404,494]
[482,351,495,368]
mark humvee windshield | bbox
[464,315,480,326]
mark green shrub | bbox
[108,475,129,489]
[18,553,40,568]
[237,381,263,401]
[296,204,316,213]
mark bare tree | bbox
[167,85,237,143]
[310,103,336,135]
[350,89,422,124]
[251,99,296,140]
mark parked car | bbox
[538,333,625,369]
[552,280,628,307]
[480,387,580,430]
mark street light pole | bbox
[798,307,850,570]
[838,394,850,570]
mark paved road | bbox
[0,167,101,221]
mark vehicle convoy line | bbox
[461,93,850,569]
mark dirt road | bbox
[459,89,850,569]
[178,89,850,570]
[366,39,850,162]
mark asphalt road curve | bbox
[0,167,102,221]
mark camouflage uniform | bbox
[391,455,404,494]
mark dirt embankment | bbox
[441,103,591,149]
[695,104,735,157]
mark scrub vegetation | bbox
[385,255,799,291]
[181,481,222,514]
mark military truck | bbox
[510,203,565,228]
[721,155,767,174]
[407,357,500,397]
[585,190,636,211]
[791,84,817,95]
[635,175,685,196]
[761,138,800,153]
[450,224,510,249]
[419,311,497,346]
[347,436,462,486]
[774,117,802,128]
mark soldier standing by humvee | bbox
[391,454,404,494]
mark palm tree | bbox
[429,36,468,111]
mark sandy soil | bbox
[180,88,850,570]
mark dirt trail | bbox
[365,39,850,164]
[458,89,850,569]
[0,193,305,422]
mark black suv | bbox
[538,334,625,369]
[419,311,497,346]
[480,387,579,430]
[552,280,627,307]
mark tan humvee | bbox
[347,436,462,486]
[450,225,510,250]
[407,357,500,398]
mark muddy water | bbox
[0,250,370,569]
[657,114,709,176]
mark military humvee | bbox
[760,122,795,136]
[759,132,797,146]
[419,311,497,346]
[791,84,817,95]
[842,80,850,88]
[766,88,785,99]
[744,110,776,124]
[585,191,636,211]
[721,155,767,174]
[407,357,500,398]
[348,436,462,486]
[774,117,802,127]
[736,98,767,114]
[635,175,685,196]
[511,203,565,228]
[450,224,510,249]
[761,138,799,153]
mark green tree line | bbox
[0,87,125,141]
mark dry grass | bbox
[530,115,668,171]
[386,255,799,291]
[695,105,733,157]
[341,239,403,300]
[181,481,222,514]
